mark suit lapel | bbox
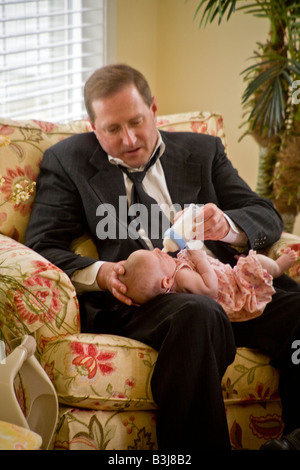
[88,145,126,208]
[160,132,202,209]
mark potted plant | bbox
[192,0,300,232]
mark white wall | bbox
[114,0,300,235]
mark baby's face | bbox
[151,248,176,276]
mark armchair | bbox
[0,111,299,450]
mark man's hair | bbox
[84,63,153,123]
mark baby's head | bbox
[119,249,176,304]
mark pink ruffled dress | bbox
[176,250,275,322]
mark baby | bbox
[119,247,297,321]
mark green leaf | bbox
[247,368,256,385]
[193,0,237,27]
[234,364,249,374]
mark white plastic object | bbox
[163,204,204,252]
[0,335,58,450]
[0,341,5,364]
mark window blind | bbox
[0,0,107,122]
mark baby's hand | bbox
[185,249,208,265]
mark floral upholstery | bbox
[157,110,227,147]
[223,348,283,449]
[0,119,92,244]
[0,420,42,450]
[54,408,157,450]
[40,333,157,411]
[0,111,300,450]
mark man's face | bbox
[90,84,159,168]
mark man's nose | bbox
[122,127,137,146]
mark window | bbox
[0,0,107,122]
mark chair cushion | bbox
[222,347,283,449]
[39,333,158,411]
[222,348,280,404]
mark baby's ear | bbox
[161,276,173,290]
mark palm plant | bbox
[191,0,300,232]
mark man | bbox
[25,64,300,450]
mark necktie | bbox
[119,149,170,248]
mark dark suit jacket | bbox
[25,130,283,278]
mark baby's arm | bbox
[175,251,218,298]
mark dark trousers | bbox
[80,291,236,450]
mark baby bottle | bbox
[162,204,204,252]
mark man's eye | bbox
[131,118,143,127]
[107,127,119,134]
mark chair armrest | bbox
[266,232,300,283]
[0,234,79,343]
[38,332,158,411]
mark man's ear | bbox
[151,96,158,118]
[88,117,96,131]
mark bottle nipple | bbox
[162,234,183,252]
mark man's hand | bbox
[96,261,133,305]
[195,203,230,241]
